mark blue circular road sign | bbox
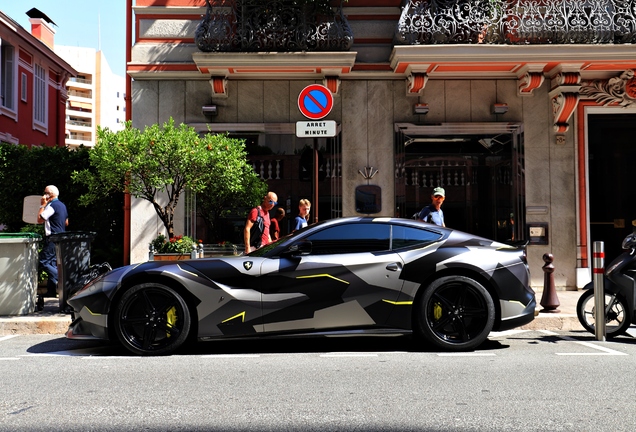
[298,84,334,120]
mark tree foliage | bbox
[196,163,267,243]
[0,143,124,267]
[73,118,265,239]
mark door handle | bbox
[386,262,402,272]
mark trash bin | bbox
[0,233,41,315]
[49,231,96,312]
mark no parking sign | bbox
[298,84,333,120]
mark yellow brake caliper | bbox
[166,306,177,337]
[433,302,443,321]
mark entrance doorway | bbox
[395,123,525,242]
[192,123,342,244]
[588,114,636,263]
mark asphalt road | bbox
[2,330,636,431]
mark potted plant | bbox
[150,234,199,261]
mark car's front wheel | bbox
[113,283,191,356]
[416,275,495,351]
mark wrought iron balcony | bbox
[195,0,353,52]
[395,0,636,45]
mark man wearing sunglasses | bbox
[417,187,446,227]
[244,191,278,254]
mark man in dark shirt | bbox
[37,185,69,297]
[417,187,446,227]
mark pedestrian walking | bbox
[37,185,69,297]
[292,199,311,232]
[244,191,278,254]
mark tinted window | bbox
[306,223,391,254]
[391,225,442,250]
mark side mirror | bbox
[282,240,312,258]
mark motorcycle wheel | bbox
[576,289,631,337]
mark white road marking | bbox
[489,329,528,338]
[0,335,18,342]
[540,330,628,356]
[0,358,20,361]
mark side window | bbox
[1,42,15,110]
[33,64,47,125]
[391,225,442,250]
[306,223,391,255]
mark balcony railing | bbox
[68,77,93,85]
[68,89,93,98]
[67,119,92,128]
[396,0,636,45]
[195,0,353,52]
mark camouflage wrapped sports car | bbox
[66,217,535,355]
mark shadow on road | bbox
[26,332,510,357]
[504,329,636,346]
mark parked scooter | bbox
[577,221,636,337]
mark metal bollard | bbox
[593,241,606,341]
[539,253,560,313]
[190,243,198,260]
[149,243,155,261]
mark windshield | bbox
[247,236,289,257]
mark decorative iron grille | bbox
[195,0,353,52]
[395,0,636,45]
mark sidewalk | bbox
[0,297,71,335]
[0,290,584,336]
[520,289,581,332]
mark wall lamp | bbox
[202,104,217,116]
[491,103,509,115]
[414,103,429,115]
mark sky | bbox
[1,0,127,77]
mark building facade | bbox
[55,45,126,148]
[0,10,75,147]
[127,0,636,290]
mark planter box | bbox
[153,253,191,261]
[0,234,40,315]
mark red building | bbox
[0,9,76,147]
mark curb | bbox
[0,316,71,336]
[521,314,581,332]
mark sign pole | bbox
[297,84,334,225]
[313,138,319,223]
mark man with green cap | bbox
[417,186,446,227]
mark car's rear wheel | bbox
[114,283,191,356]
[416,275,495,351]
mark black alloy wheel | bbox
[417,275,495,351]
[576,289,630,337]
[114,283,191,356]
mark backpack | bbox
[249,207,264,248]
[413,207,433,223]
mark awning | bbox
[68,101,92,110]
